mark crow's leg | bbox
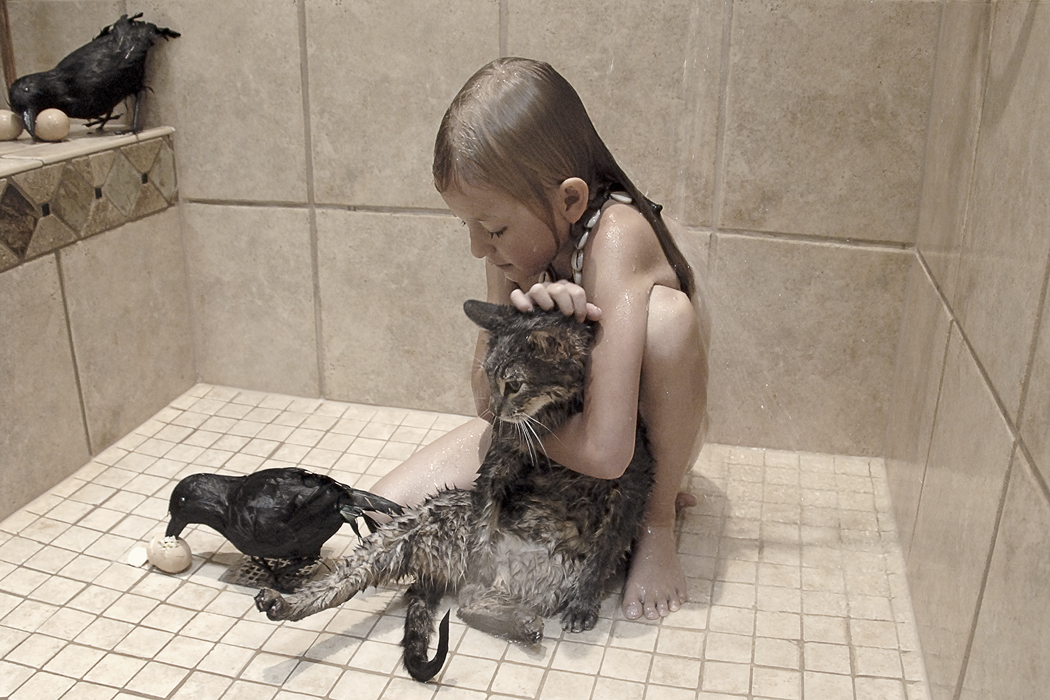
[84,110,121,131]
[456,585,544,645]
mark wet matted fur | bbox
[255,300,655,682]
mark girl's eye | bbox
[489,227,507,238]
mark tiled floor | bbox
[0,384,930,700]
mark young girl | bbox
[371,57,709,621]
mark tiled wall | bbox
[884,3,1050,699]
[5,0,938,456]
[0,129,195,521]
[5,2,941,451]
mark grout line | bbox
[499,0,508,57]
[296,0,326,400]
[910,0,949,246]
[179,196,453,219]
[54,248,94,457]
[707,0,736,276]
[951,441,1016,700]
[716,227,914,253]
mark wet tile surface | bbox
[0,385,930,699]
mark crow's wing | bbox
[223,469,338,558]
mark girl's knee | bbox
[645,285,707,366]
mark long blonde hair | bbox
[433,57,694,298]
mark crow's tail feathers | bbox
[337,486,404,537]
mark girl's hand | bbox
[511,281,602,323]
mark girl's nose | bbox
[468,228,493,259]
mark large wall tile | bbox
[0,257,90,521]
[959,453,1050,700]
[906,326,1014,700]
[62,207,195,451]
[1021,297,1050,486]
[720,0,938,242]
[8,0,126,77]
[916,1,992,306]
[182,203,319,396]
[951,1,1050,420]
[706,235,910,456]
[508,0,725,228]
[317,209,485,413]
[884,258,952,557]
[306,0,497,209]
[129,0,308,202]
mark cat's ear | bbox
[463,300,513,333]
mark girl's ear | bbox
[556,177,590,225]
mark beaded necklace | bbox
[541,189,633,285]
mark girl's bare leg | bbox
[624,284,709,620]
[368,417,491,509]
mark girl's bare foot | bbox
[622,491,696,620]
[623,523,687,619]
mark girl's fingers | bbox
[509,288,535,313]
[514,281,600,323]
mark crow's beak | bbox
[165,517,185,539]
[20,109,36,139]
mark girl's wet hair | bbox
[434,57,695,298]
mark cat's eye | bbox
[503,380,522,396]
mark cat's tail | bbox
[402,607,451,682]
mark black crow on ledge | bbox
[8,13,179,139]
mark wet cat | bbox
[255,300,655,682]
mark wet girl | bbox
[372,57,709,621]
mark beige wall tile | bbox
[916,1,992,304]
[129,0,308,202]
[884,259,952,557]
[306,0,497,209]
[0,257,90,521]
[951,1,1050,420]
[706,234,910,456]
[62,207,195,451]
[8,1,126,76]
[958,453,1050,700]
[508,0,725,228]
[720,0,938,242]
[1021,299,1050,486]
[316,209,485,413]
[182,203,319,397]
[905,326,1013,700]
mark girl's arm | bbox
[517,205,673,479]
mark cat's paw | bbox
[254,588,290,620]
[560,603,599,633]
[518,613,544,645]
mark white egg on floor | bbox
[0,110,22,140]
[147,534,193,573]
[35,108,70,142]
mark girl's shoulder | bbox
[587,202,680,289]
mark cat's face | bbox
[464,301,595,434]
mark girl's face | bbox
[441,182,565,287]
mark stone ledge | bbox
[0,127,178,272]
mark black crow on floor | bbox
[165,467,403,592]
[9,13,179,139]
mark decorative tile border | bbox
[0,128,178,272]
